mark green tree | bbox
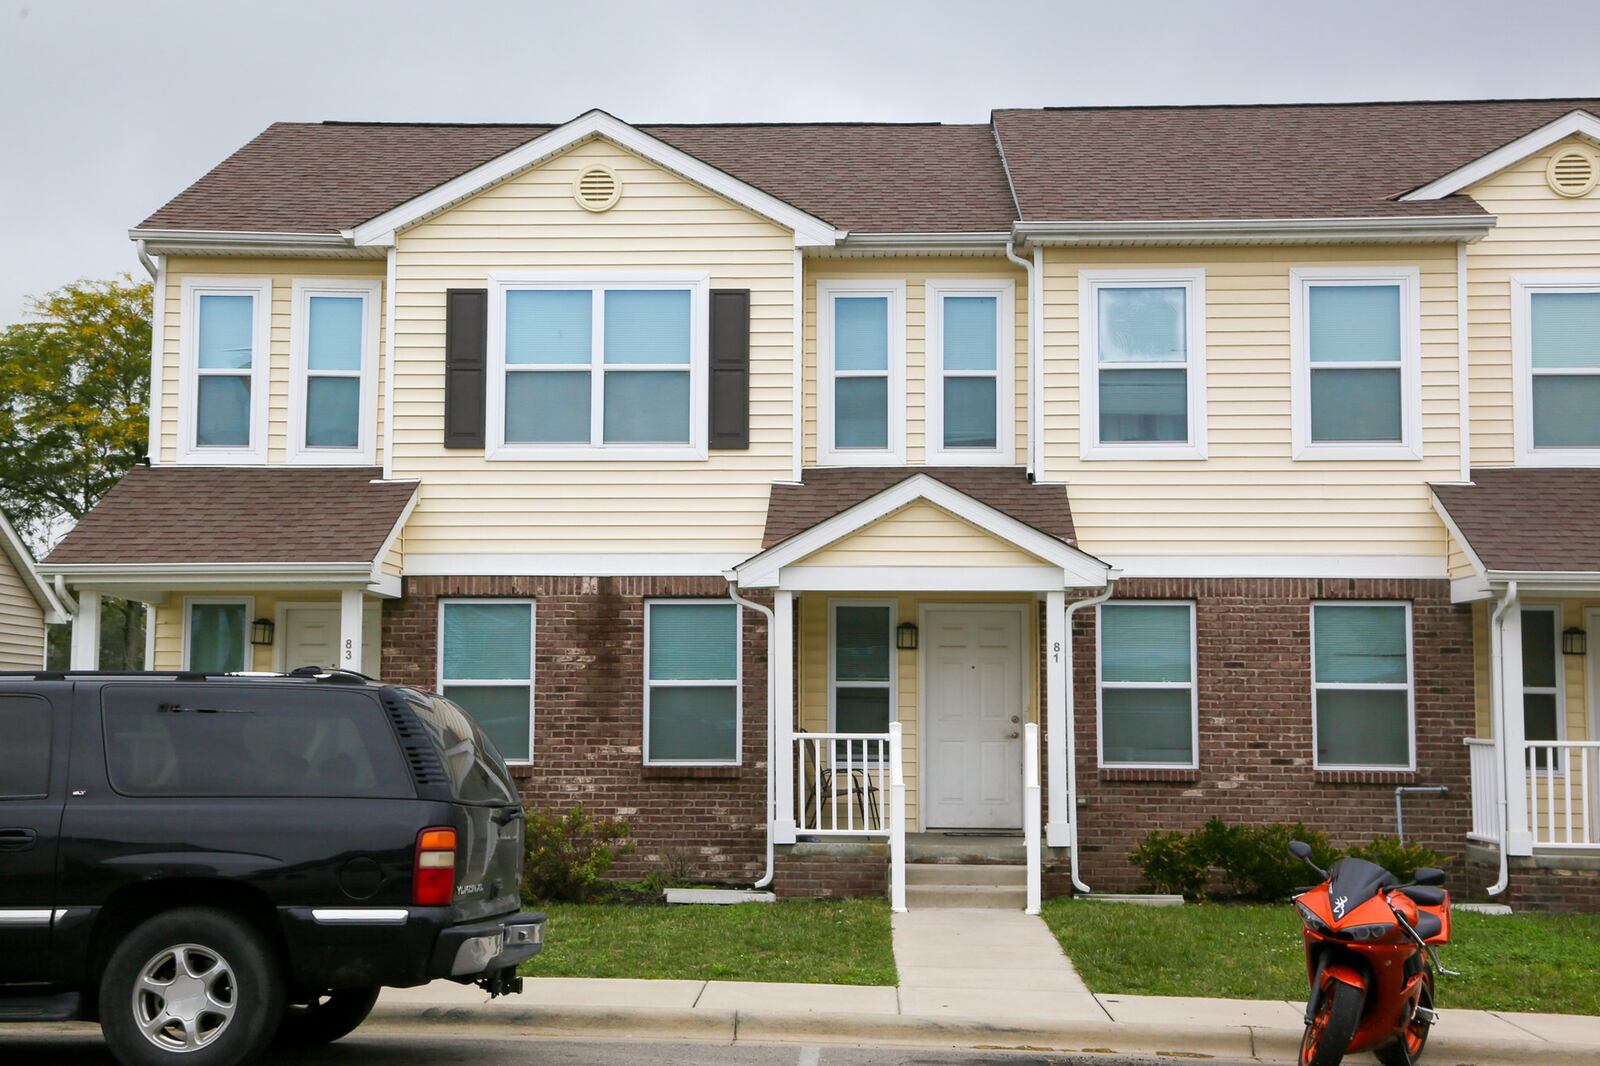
[0,274,152,669]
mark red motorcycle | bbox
[1287,840,1456,1066]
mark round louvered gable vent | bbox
[1546,148,1598,197]
[574,165,622,212]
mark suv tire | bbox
[276,986,381,1046]
[98,907,284,1066]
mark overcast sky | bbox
[3,0,1598,319]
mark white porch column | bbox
[1045,590,1070,847]
[70,590,102,670]
[773,590,796,844]
[339,589,365,675]
[1497,601,1533,856]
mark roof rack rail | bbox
[286,666,377,684]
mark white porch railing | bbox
[1023,722,1042,914]
[1525,741,1600,849]
[1465,738,1499,843]
[793,726,906,911]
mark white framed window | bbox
[926,279,1016,465]
[1096,601,1198,768]
[644,600,741,766]
[183,596,253,673]
[1290,267,1422,461]
[177,277,272,464]
[1519,604,1565,773]
[1311,602,1415,771]
[437,599,536,764]
[828,600,897,756]
[1512,275,1600,466]
[288,278,381,464]
[817,279,906,466]
[485,273,709,461]
[1079,269,1206,460]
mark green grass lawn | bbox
[520,899,897,986]
[1041,900,1600,1016]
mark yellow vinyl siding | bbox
[1447,531,1478,581]
[796,592,1039,828]
[799,500,1046,568]
[390,138,796,556]
[1463,136,1600,467]
[0,550,46,669]
[382,533,404,578]
[802,258,1029,467]
[1041,244,1461,558]
[1471,598,1594,743]
[150,591,365,673]
[157,257,388,466]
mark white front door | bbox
[924,607,1026,829]
[280,605,383,676]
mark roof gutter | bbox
[822,231,1009,256]
[128,228,385,258]
[1012,215,1495,246]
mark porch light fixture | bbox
[1563,627,1587,657]
[896,621,919,651]
[250,618,275,647]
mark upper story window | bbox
[1512,276,1600,465]
[486,274,708,461]
[179,278,271,464]
[289,280,380,465]
[926,280,1015,465]
[1079,269,1207,461]
[1291,267,1421,461]
[1311,602,1414,771]
[1097,601,1198,769]
[817,279,906,465]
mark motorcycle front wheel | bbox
[1301,981,1363,1066]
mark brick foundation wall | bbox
[774,844,888,899]
[383,576,769,886]
[1462,857,1600,914]
[1051,578,1476,895]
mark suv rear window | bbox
[406,692,517,806]
[102,684,413,799]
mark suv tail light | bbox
[413,827,457,906]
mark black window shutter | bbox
[444,288,488,449]
[709,288,751,450]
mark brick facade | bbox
[774,843,888,899]
[383,576,770,885]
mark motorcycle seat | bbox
[1413,910,1443,940]
[1399,885,1446,906]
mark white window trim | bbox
[485,272,710,461]
[817,278,907,466]
[287,278,381,465]
[435,598,537,766]
[1095,599,1199,770]
[1511,274,1600,467]
[177,277,272,465]
[1519,603,1568,776]
[181,595,255,673]
[643,599,742,767]
[925,279,1016,466]
[1079,268,1207,461]
[827,599,899,762]
[1290,266,1423,462]
[1310,600,1416,772]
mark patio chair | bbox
[795,728,883,831]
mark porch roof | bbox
[1431,469,1600,576]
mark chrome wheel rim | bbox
[132,943,237,1052]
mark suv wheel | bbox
[99,907,283,1066]
[276,987,381,1046]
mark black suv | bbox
[0,670,544,1066]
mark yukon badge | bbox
[1332,894,1349,920]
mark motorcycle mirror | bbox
[1287,840,1313,861]
[1412,867,1446,887]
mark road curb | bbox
[370,1002,737,1041]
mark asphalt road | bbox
[0,1026,1262,1066]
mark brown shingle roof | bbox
[762,467,1075,550]
[139,121,1017,236]
[45,467,417,566]
[992,98,1600,222]
[1432,469,1600,574]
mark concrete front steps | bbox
[905,861,1028,909]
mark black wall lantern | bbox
[250,618,276,647]
[896,621,919,651]
[1563,627,1587,657]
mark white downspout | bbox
[1487,580,1517,896]
[136,240,164,466]
[1066,578,1117,894]
[725,573,776,888]
[1004,239,1037,479]
[1457,240,1471,484]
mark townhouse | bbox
[0,510,68,670]
[42,99,1600,910]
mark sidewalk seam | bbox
[1489,1010,1550,1041]
[1088,992,1114,1022]
[690,980,707,1009]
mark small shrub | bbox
[522,804,635,903]
[1130,829,1211,898]
[1347,835,1445,883]
[1214,822,1339,901]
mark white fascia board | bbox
[403,552,747,577]
[0,511,69,622]
[1011,215,1494,246]
[735,473,1109,588]
[1427,492,1490,584]
[367,484,420,586]
[776,564,1067,592]
[43,562,377,584]
[1105,554,1449,580]
[127,228,384,259]
[349,110,844,248]
[823,232,1010,255]
[1401,109,1600,201]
